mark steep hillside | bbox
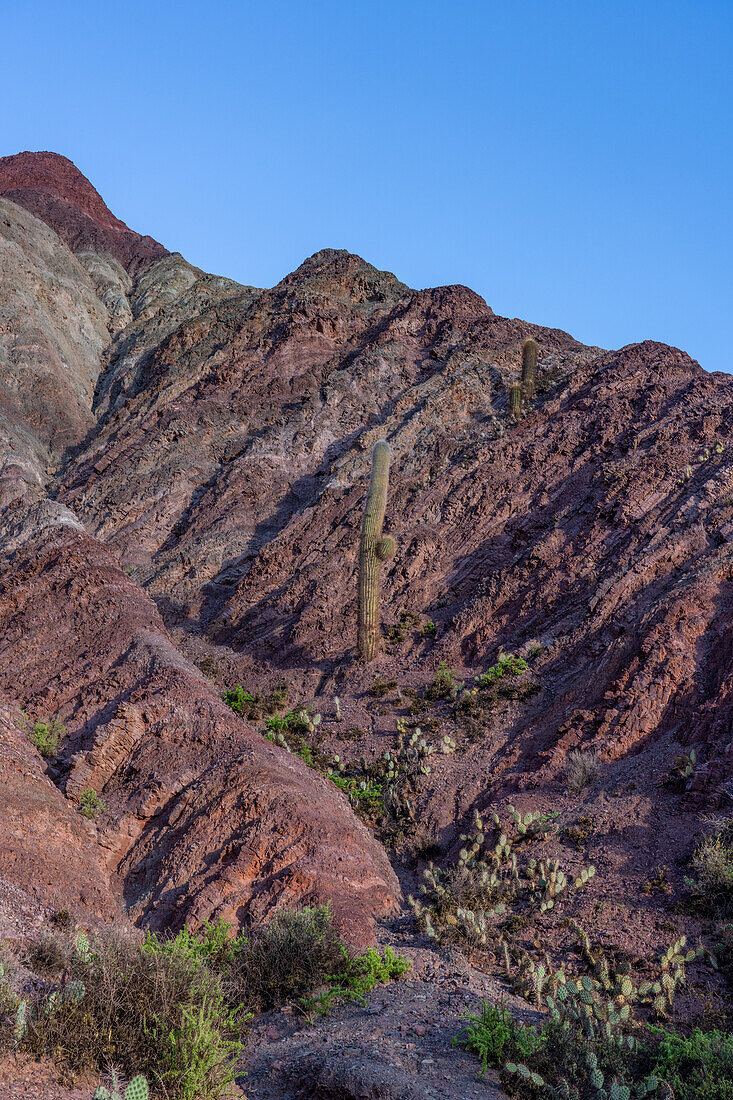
[0,150,731,1098]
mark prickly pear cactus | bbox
[358,440,395,661]
[124,1077,149,1100]
[93,1071,148,1100]
[13,999,27,1043]
[74,931,91,963]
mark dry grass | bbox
[563,749,601,793]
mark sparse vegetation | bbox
[685,816,733,916]
[25,715,65,758]
[663,747,698,791]
[409,806,588,958]
[4,908,409,1098]
[384,609,421,644]
[369,676,398,698]
[563,749,601,793]
[425,660,458,700]
[77,787,105,818]
[474,654,529,687]
[222,683,289,720]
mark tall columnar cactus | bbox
[521,337,539,400]
[509,382,523,420]
[358,440,395,661]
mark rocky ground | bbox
[0,150,731,1097]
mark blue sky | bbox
[3,1,731,370]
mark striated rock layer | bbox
[0,150,731,951]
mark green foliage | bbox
[685,816,733,916]
[328,772,385,812]
[94,1070,149,1100]
[147,995,244,1100]
[221,683,289,720]
[302,945,410,1018]
[264,706,319,737]
[421,620,438,638]
[646,1026,733,1100]
[77,788,105,818]
[143,918,241,970]
[27,716,65,758]
[474,654,529,687]
[456,1002,543,1074]
[425,660,458,700]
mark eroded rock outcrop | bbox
[1,148,732,956]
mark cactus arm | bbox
[358,440,394,661]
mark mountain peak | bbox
[0,149,168,273]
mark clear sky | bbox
[3,1,731,371]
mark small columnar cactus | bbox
[358,440,396,661]
[521,337,539,400]
[509,381,523,420]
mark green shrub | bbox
[77,788,105,818]
[222,684,288,721]
[686,817,733,916]
[647,1026,733,1100]
[455,1002,542,1074]
[474,654,528,687]
[27,717,65,758]
[21,927,242,1100]
[264,707,312,736]
[302,945,410,1018]
[425,660,457,700]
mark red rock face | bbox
[1,150,732,953]
[0,151,168,273]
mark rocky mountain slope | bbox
[0,150,731,1095]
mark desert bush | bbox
[26,716,65,758]
[646,1026,733,1100]
[686,817,733,917]
[77,788,105,818]
[425,660,458,700]
[227,904,349,1011]
[455,1001,542,1073]
[563,749,601,793]
[221,683,289,720]
[21,927,243,1100]
[24,930,69,976]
